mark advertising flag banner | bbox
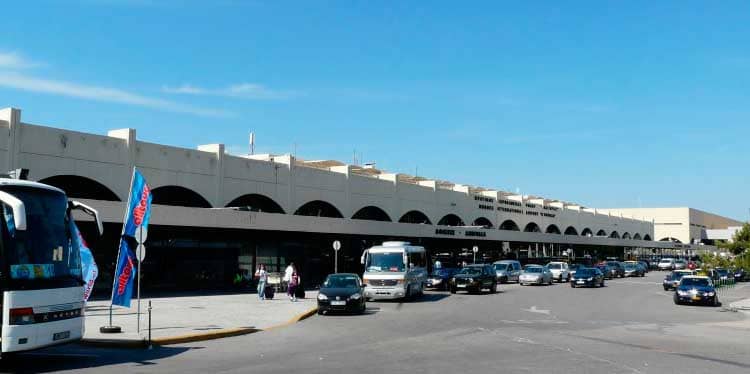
[123,169,152,238]
[71,221,98,302]
[111,238,138,307]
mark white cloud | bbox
[0,71,232,118]
[163,83,300,100]
[0,51,38,69]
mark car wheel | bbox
[570,283,575,288]
[450,287,457,294]
[491,282,497,293]
[713,297,720,307]
[317,309,324,315]
[359,302,366,314]
[601,280,605,287]
[405,285,412,300]
[674,296,681,305]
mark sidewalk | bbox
[83,290,318,347]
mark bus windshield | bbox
[1,186,80,289]
[366,252,405,273]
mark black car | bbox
[604,262,625,278]
[426,268,458,290]
[317,273,366,315]
[623,263,645,277]
[674,276,719,306]
[570,267,605,288]
[733,268,748,282]
[450,264,497,294]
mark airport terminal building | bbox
[0,108,741,295]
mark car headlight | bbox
[350,293,362,300]
[587,278,593,281]
[318,294,328,300]
[677,291,688,296]
[468,278,474,283]
[706,292,715,297]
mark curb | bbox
[80,306,318,349]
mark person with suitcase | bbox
[255,264,268,301]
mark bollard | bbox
[148,300,153,349]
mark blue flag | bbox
[71,221,98,302]
[123,169,152,238]
[111,238,137,307]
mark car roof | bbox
[682,275,709,280]
[493,260,518,263]
[327,273,360,278]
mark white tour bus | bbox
[361,242,428,300]
[0,176,102,356]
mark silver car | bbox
[519,266,554,286]
[493,260,522,283]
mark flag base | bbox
[100,325,123,334]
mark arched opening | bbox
[151,185,212,208]
[644,234,652,241]
[581,228,593,237]
[546,224,561,234]
[564,226,578,235]
[294,200,344,218]
[38,175,120,201]
[659,237,682,243]
[524,222,541,233]
[399,210,432,225]
[633,233,642,240]
[472,217,493,229]
[437,214,465,227]
[596,229,607,237]
[622,232,631,239]
[225,194,284,213]
[499,220,520,231]
[352,206,392,222]
[610,231,620,239]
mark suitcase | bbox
[264,285,275,300]
[295,286,305,299]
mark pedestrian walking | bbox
[288,268,300,302]
[255,264,268,300]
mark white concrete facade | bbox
[600,207,744,245]
[0,107,678,249]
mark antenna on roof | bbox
[249,132,255,155]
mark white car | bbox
[658,258,676,271]
[545,262,570,282]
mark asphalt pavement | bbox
[3,272,750,374]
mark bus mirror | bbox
[69,201,104,236]
[360,250,369,265]
[0,190,27,231]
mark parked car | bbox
[450,264,497,294]
[519,265,553,286]
[596,264,613,279]
[493,260,522,284]
[733,268,748,282]
[546,262,570,283]
[569,264,584,279]
[623,262,645,277]
[317,273,366,315]
[604,262,625,278]
[674,276,719,306]
[638,261,651,272]
[674,259,687,270]
[570,267,605,288]
[663,270,695,291]
[658,258,676,271]
[709,268,732,282]
[426,268,458,290]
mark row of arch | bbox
[40,175,653,241]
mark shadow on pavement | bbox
[0,345,193,373]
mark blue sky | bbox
[1,0,748,219]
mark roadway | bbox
[3,272,750,373]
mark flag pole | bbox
[101,167,136,334]
[137,227,142,332]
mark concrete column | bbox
[1,108,22,171]
[330,165,352,217]
[198,144,225,207]
[107,128,137,172]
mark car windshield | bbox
[324,276,360,288]
[624,264,636,270]
[458,267,483,275]
[672,272,688,280]
[366,252,405,272]
[1,186,80,288]
[547,263,562,269]
[576,269,594,277]
[494,263,509,271]
[525,267,543,273]
[660,259,673,263]
[716,269,729,276]
[681,278,710,287]
[432,269,453,276]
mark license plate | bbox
[331,301,346,306]
[53,331,70,341]
[577,281,585,284]
[457,284,466,288]
[692,296,701,301]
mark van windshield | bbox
[366,252,405,273]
